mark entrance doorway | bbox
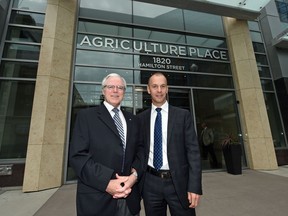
[135,86,245,171]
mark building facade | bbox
[0,0,287,191]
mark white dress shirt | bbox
[148,101,169,170]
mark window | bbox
[0,0,45,160]
[276,0,288,23]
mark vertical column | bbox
[223,17,278,170]
[23,0,77,192]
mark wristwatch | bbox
[131,170,138,180]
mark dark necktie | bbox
[154,108,162,170]
[112,108,125,171]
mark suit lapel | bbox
[122,110,133,145]
[144,109,152,154]
[167,105,176,146]
[97,104,119,137]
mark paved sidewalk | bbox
[0,166,288,216]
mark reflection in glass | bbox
[186,36,227,48]
[133,2,184,31]
[134,29,185,43]
[264,93,286,147]
[6,27,43,43]
[76,50,133,68]
[13,0,47,12]
[184,10,224,37]
[189,60,231,74]
[256,54,268,65]
[73,84,133,109]
[10,11,45,27]
[193,89,244,170]
[250,31,263,43]
[258,66,271,78]
[79,0,132,23]
[138,71,234,88]
[73,84,103,108]
[0,80,35,159]
[74,67,133,83]
[261,79,274,91]
[0,0,9,45]
[134,86,191,116]
[252,42,265,53]
[78,22,132,37]
[3,43,40,60]
[0,61,38,78]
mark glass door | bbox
[193,89,245,170]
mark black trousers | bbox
[116,199,139,216]
[202,143,218,168]
[142,172,196,216]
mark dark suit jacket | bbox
[138,105,202,208]
[69,104,144,216]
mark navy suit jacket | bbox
[69,104,144,215]
[137,105,202,208]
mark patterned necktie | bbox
[153,108,162,170]
[112,108,125,171]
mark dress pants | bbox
[116,199,139,216]
[202,143,218,168]
[142,172,196,216]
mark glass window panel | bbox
[75,67,134,83]
[186,36,227,48]
[258,66,271,78]
[193,89,245,169]
[78,21,132,37]
[276,1,288,23]
[0,80,35,159]
[3,43,40,60]
[134,29,185,43]
[13,0,47,12]
[133,2,184,31]
[79,0,132,23]
[72,83,133,109]
[134,55,231,74]
[6,26,43,43]
[252,42,265,53]
[261,79,274,91]
[264,93,286,147]
[248,21,260,31]
[138,71,234,88]
[250,31,263,43]
[76,50,133,68]
[10,10,45,27]
[256,54,268,66]
[0,61,37,78]
[77,35,133,52]
[190,60,231,74]
[184,10,224,37]
[172,74,233,88]
[72,84,103,108]
[134,87,192,114]
[0,1,10,43]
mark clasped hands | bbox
[106,173,137,199]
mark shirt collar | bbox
[104,101,121,112]
[152,101,168,113]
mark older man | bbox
[69,73,144,216]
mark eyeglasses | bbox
[104,85,126,91]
